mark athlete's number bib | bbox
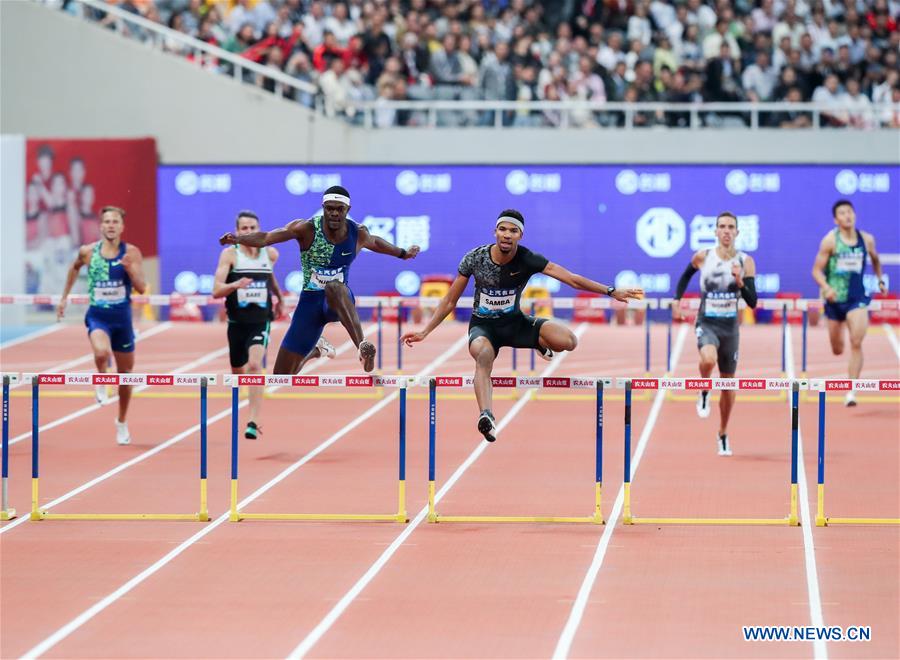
[308,267,345,291]
[478,288,516,316]
[237,281,267,306]
[94,279,127,305]
[704,293,738,318]
[835,252,864,274]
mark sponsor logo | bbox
[880,380,900,390]
[147,375,174,385]
[284,170,342,195]
[725,170,780,195]
[635,208,686,258]
[93,374,119,385]
[239,375,265,386]
[266,375,291,386]
[825,380,852,391]
[615,170,671,195]
[175,170,231,195]
[435,376,463,387]
[491,377,516,387]
[631,379,659,390]
[505,170,562,195]
[739,379,766,390]
[395,170,452,195]
[834,170,891,195]
[321,376,345,386]
[543,377,571,388]
[766,379,791,390]
[121,375,144,385]
[67,375,92,385]
[347,376,374,387]
[685,378,711,390]
[292,376,320,387]
[518,377,541,387]
[573,378,596,388]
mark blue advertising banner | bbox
[159,165,898,299]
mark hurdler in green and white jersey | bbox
[84,241,136,353]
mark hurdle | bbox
[622,377,803,526]
[227,373,412,522]
[2,373,20,520]
[25,372,214,521]
[811,378,900,526]
[427,375,606,524]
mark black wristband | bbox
[398,248,407,259]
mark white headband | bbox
[322,193,350,206]
[496,216,524,233]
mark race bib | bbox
[94,279,126,305]
[835,252,864,274]
[237,281,267,306]
[308,267,345,291]
[704,292,737,318]
[477,288,517,316]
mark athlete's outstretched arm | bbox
[357,226,420,259]
[863,232,887,293]
[811,233,836,301]
[401,274,469,346]
[57,244,92,320]
[542,262,643,303]
[220,220,308,248]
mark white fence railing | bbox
[58,0,899,131]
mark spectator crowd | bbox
[70,0,900,128]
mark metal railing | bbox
[57,0,899,131]
[63,0,318,105]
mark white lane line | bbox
[0,324,66,349]
[551,323,688,659]
[785,324,828,660]
[287,324,590,660]
[6,322,174,383]
[884,323,900,362]
[1,325,378,534]
[19,334,468,658]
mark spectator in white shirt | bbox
[650,0,677,32]
[686,0,718,35]
[303,1,326,47]
[841,77,874,128]
[772,8,806,49]
[627,2,653,47]
[324,2,358,45]
[597,32,625,72]
[812,73,846,126]
[752,0,778,34]
[703,19,741,60]
[742,49,778,101]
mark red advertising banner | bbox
[24,138,157,294]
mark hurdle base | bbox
[35,512,208,521]
[819,517,900,526]
[627,516,796,526]
[1,508,16,521]
[233,512,409,522]
[431,514,603,524]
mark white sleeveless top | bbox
[699,248,746,321]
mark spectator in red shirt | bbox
[313,30,351,73]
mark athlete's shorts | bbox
[281,289,355,356]
[823,297,870,322]
[696,321,739,374]
[468,312,547,355]
[85,307,135,353]
[227,321,270,368]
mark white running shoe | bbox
[717,433,732,456]
[316,336,336,360]
[535,346,555,362]
[95,385,110,406]
[115,420,131,445]
[844,391,857,407]
[696,390,712,418]
[358,340,376,373]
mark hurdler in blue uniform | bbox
[219,186,421,375]
[57,206,148,445]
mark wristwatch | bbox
[398,248,407,259]
[607,286,616,296]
